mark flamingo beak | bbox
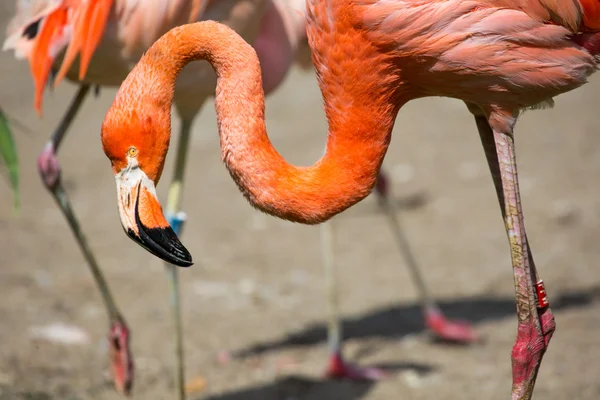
[115,168,193,267]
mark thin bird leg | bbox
[321,221,386,381]
[374,170,477,343]
[38,84,133,395]
[163,117,195,400]
[473,113,555,400]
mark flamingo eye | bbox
[127,146,138,158]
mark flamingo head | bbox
[100,103,193,267]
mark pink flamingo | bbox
[4,0,309,397]
[6,0,476,386]
[100,0,600,398]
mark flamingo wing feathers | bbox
[478,0,600,31]
[365,1,599,33]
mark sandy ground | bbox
[1,4,600,400]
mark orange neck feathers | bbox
[102,20,402,224]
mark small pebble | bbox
[29,322,90,345]
[185,376,207,394]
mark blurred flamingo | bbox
[4,0,477,386]
[100,0,600,397]
[3,0,309,397]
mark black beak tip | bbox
[168,246,194,268]
[127,225,194,268]
[130,190,194,267]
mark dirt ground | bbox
[1,5,600,400]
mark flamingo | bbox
[3,0,310,396]
[5,0,478,387]
[293,35,479,381]
[99,0,600,398]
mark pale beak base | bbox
[116,168,193,267]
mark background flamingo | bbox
[301,34,478,378]
[4,0,309,396]
[100,0,600,398]
[4,0,478,389]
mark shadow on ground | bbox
[196,376,377,400]
[234,285,600,359]
[199,357,436,400]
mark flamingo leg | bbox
[473,112,555,400]
[374,170,477,343]
[39,84,133,394]
[162,117,195,400]
[321,221,386,380]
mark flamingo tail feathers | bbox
[29,5,69,116]
[54,0,114,86]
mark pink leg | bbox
[320,222,387,380]
[375,171,477,343]
[473,110,555,400]
[39,85,134,394]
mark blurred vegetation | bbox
[0,106,19,213]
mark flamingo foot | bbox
[38,142,61,190]
[511,307,555,400]
[109,318,134,396]
[424,305,477,343]
[325,352,387,381]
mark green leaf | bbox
[0,107,19,213]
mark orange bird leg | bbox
[373,170,477,343]
[38,85,134,395]
[473,112,555,400]
[29,6,68,115]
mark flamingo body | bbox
[100,1,600,399]
[354,1,597,106]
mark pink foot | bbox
[325,353,387,381]
[511,307,555,399]
[109,318,134,395]
[424,306,478,343]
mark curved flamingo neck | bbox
[110,21,402,224]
